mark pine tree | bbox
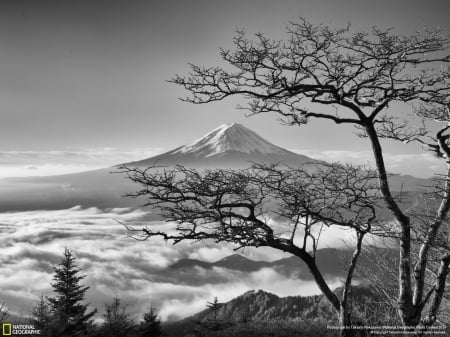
[101,297,135,337]
[31,295,52,336]
[48,248,96,337]
[206,297,221,322]
[206,297,222,331]
[138,306,163,337]
[192,297,226,336]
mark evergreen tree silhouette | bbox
[31,295,52,336]
[48,248,96,337]
[206,297,223,331]
[101,297,135,337]
[138,306,163,337]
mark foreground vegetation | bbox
[1,248,449,336]
[1,249,163,337]
[165,320,339,337]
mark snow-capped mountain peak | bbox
[122,122,313,169]
[173,123,290,157]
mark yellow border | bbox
[2,323,12,336]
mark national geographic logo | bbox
[1,324,11,336]
[2,323,41,335]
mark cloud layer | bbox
[0,146,444,179]
[0,207,346,322]
[293,149,445,178]
[0,148,163,178]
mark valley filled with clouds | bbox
[0,206,345,321]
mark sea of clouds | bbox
[0,206,348,322]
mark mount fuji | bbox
[123,123,314,168]
[0,123,317,211]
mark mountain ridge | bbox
[169,249,350,280]
[162,286,382,337]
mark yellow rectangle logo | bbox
[2,323,12,336]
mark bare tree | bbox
[360,192,450,330]
[170,18,450,328]
[357,245,399,325]
[121,162,382,336]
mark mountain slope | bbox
[190,289,336,321]
[122,123,315,168]
[0,123,317,211]
[0,123,430,211]
[122,123,431,191]
[175,123,292,157]
[163,287,382,337]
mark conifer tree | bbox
[138,306,163,337]
[48,248,96,337]
[205,297,224,331]
[31,295,52,336]
[101,297,135,337]
[206,297,221,323]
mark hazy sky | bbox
[0,0,449,176]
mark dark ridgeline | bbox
[169,249,351,280]
[163,287,385,337]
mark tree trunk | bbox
[270,241,342,311]
[364,124,416,325]
[339,303,369,337]
[339,303,352,337]
[422,254,450,326]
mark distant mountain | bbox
[0,123,431,211]
[0,123,318,211]
[120,122,431,194]
[158,248,398,296]
[122,123,315,169]
[170,249,350,280]
[169,254,273,272]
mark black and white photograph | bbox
[0,1,449,336]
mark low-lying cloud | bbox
[0,148,164,178]
[293,149,444,178]
[0,207,349,322]
[0,147,443,179]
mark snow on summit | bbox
[122,122,313,169]
[175,123,290,157]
